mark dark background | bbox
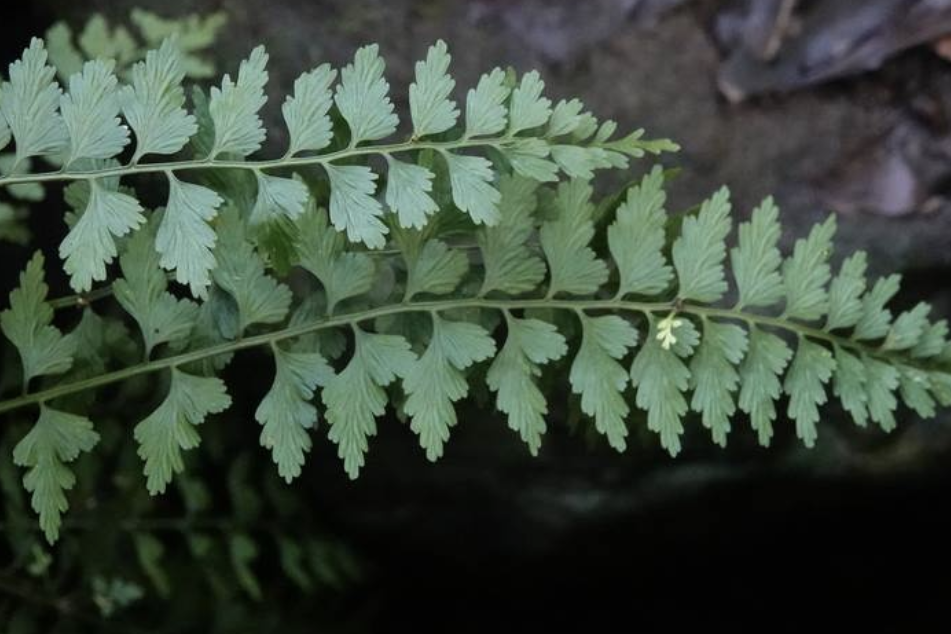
[4,0,951,631]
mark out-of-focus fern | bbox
[45,9,227,81]
[0,34,948,563]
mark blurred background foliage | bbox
[3,1,951,631]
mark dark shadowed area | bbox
[3,0,951,631]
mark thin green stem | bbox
[47,284,118,310]
[0,295,918,418]
[0,137,505,187]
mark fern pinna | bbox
[1,36,949,544]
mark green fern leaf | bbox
[486,316,567,454]
[738,327,792,446]
[442,152,500,225]
[630,318,699,456]
[282,64,336,156]
[853,274,901,341]
[782,215,835,321]
[255,345,334,482]
[409,40,458,138]
[689,320,748,447]
[477,175,546,296]
[404,316,495,460]
[930,372,951,406]
[208,46,268,157]
[334,44,398,145]
[405,239,468,300]
[540,179,608,296]
[68,308,131,380]
[384,156,437,229]
[156,172,223,298]
[212,209,292,333]
[60,59,128,166]
[60,178,144,292]
[784,339,836,447]
[550,144,613,180]
[1,252,75,384]
[898,366,937,417]
[114,222,198,358]
[250,172,309,225]
[323,329,415,479]
[507,71,551,135]
[608,165,673,297]
[824,254,866,333]
[0,38,68,165]
[672,187,731,303]
[600,128,680,161]
[134,368,231,495]
[912,319,948,359]
[883,302,930,352]
[504,138,559,183]
[13,404,99,543]
[730,196,783,308]
[833,346,869,427]
[569,314,638,451]
[465,68,509,137]
[864,355,899,431]
[121,38,198,162]
[324,162,386,248]
[547,98,587,137]
[295,206,375,315]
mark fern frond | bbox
[4,166,948,492]
[1,37,671,294]
[1,37,948,543]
